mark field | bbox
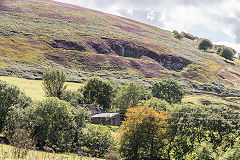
[0,76,82,100]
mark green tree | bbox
[83,77,113,109]
[0,80,31,132]
[152,79,184,104]
[113,83,148,113]
[60,89,85,107]
[220,47,234,60]
[138,97,170,111]
[42,68,67,98]
[119,106,169,160]
[165,104,240,159]
[173,30,183,39]
[83,125,115,158]
[27,97,82,150]
[198,39,213,51]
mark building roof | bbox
[92,113,120,118]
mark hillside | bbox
[0,0,240,95]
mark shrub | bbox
[138,97,170,111]
[152,79,185,104]
[216,46,223,54]
[113,82,149,113]
[185,142,216,160]
[27,97,79,150]
[165,104,240,159]
[3,105,35,159]
[83,125,115,158]
[198,39,213,51]
[173,30,183,39]
[0,80,31,132]
[119,106,169,159]
[83,77,113,109]
[181,31,198,40]
[42,68,67,98]
[220,47,234,60]
[60,89,85,107]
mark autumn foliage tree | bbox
[119,106,169,160]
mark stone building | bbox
[92,113,121,126]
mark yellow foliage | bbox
[122,106,169,133]
[119,106,170,159]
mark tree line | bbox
[1,68,240,159]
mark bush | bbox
[42,68,67,98]
[119,106,169,159]
[60,89,85,107]
[198,39,213,51]
[0,80,31,132]
[165,103,240,159]
[138,97,170,111]
[83,125,115,158]
[3,105,35,159]
[185,142,216,160]
[113,82,149,113]
[83,77,114,109]
[27,97,79,150]
[220,47,234,60]
[173,30,183,39]
[152,79,185,104]
[181,31,198,40]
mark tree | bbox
[0,80,31,132]
[113,82,149,113]
[27,97,79,150]
[173,30,183,39]
[165,103,240,159]
[220,47,234,60]
[42,67,67,98]
[138,97,170,111]
[152,79,184,104]
[83,125,115,158]
[198,39,213,51]
[181,31,199,40]
[83,77,113,109]
[119,106,169,160]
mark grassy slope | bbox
[0,0,239,88]
[0,76,82,100]
[0,0,239,109]
[0,144,102,160]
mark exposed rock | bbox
[88,38,191,71]
[49,40,85,51]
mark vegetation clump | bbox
[83,77,113,109]
[113,82,149,113]
[198,39,213,51]
[173,30,183,39]
[83,125,115,158]
[181,31,198,40]
[119,106,169,160]
[42,68,67,98]
[220,47,234,60]
[0,80,31,132]
[27,98,84,150]
[152,79,185,104]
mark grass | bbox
[182,94,240,109]
[0,144,102,160]
[0,76,82,100]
